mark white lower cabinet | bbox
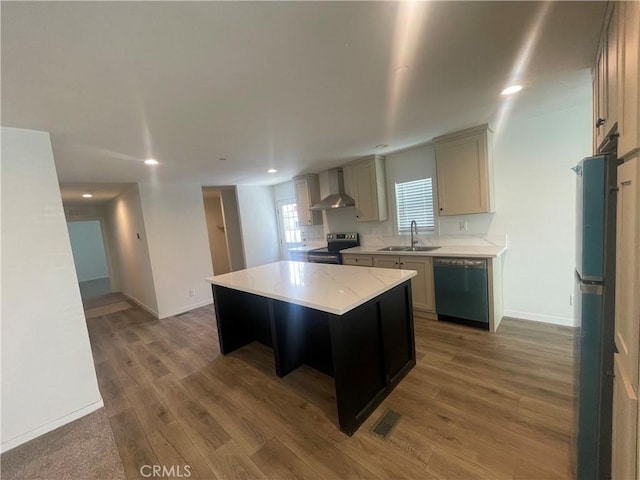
[372,255,435,313]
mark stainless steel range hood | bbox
[309,167,355,210]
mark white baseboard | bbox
[120,293,213,319]
[160,299,214,319]
[504,309,576,327]
[1,399,104,453]
[122,293,159,318]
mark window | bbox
[395,178,435,234]
[280,202,302,243]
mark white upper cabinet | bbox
[293,174,322,226]
[593,2,620,151]
[594,1,640,159]
[434,124,494,216]
[349,155,388,222]
[616,1,640,160]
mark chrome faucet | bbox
[410,220,418,247]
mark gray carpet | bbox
[1,408,126,480]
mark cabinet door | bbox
[435,129,491,215]
[594,3,623,152]
[350,156,388,222]
[593,52,602,153]
[618,1,640,159]
[293,176,321,226]
[352,161,377,222]
[615,158,639,390]
[612,354,638,480]
[605,4,619,137]
[399,256,435,313]
[373,256,399,269]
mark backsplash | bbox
[359,233,507,248]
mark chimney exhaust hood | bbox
[309,168,355,210]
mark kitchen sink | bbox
[404,246,440,252]
[377,246,440,252]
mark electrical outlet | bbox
[189,289,196,297]
[459,221,468,232]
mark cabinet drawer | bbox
[342,254,373,267]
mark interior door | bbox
[276,199,303,260]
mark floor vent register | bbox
[371,410,401,439]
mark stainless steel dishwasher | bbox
[433,258,489,327]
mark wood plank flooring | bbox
[86,300,575,480]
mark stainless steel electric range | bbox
[307,232,360,264]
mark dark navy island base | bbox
[211,280,416,436]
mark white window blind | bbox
[395,178,435,234]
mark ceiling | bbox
[2,1,605,192]
[59,183,130,203]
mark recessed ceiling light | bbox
[376,144,388,149]
[500,85,523,95]
[144,158,159,165]
[82,192,93,198]
[267,168,278,174]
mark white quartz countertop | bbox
[288,245,323,253]
[342,245,507,258]
[206,261,416,315]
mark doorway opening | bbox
[67,219,112,302]
[202,186,246,275]
[276,199,303,259]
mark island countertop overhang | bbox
[206,261,417,315]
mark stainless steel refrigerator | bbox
[573,153,618,480]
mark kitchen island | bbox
[207,261,417,435]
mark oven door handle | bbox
[309,254,339,263]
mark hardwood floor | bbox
[86,300,575,480]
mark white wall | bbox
[105,184,159,315]
[274,181,295,201]
[67,220,109,282]
[325,145,437,239]
[1,127,103,452]
[236,185,280,267]
[138,183,213,318]
[459,102,591,325]
[321,84,591,326]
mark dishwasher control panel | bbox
[434,258,487,268]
